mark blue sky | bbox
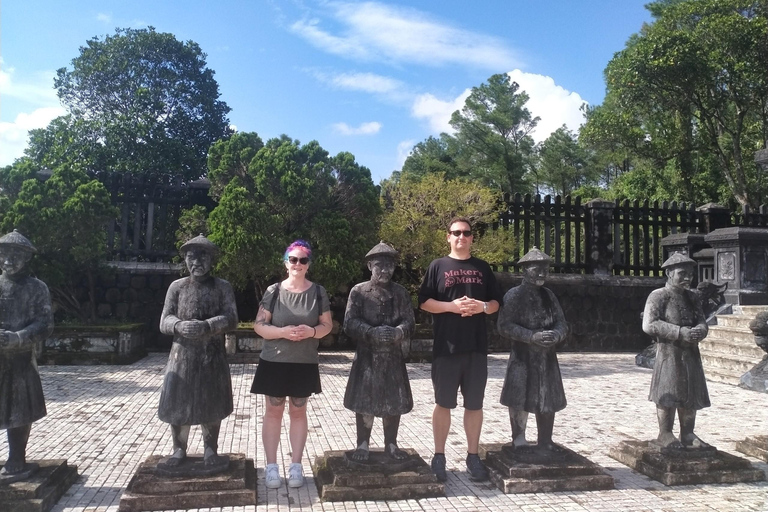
[1,1,653,183]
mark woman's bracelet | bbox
[312,327,317,337]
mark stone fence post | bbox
[585,199,615,275]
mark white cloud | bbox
[396,139,417,169]
[329,72,403,94]
[97,12,112,23]
[332,121,382,136]
[0,61,60,107]
[506,70,587,143]
[411,89,470,133]
[291,2,520,69]
[410,71,587,142]
[0,107,66,166]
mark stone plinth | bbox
[740,356,768,392]
[479,443,614,494]
[609,440,766,486]
[736,435,768,462]
[0,459,78,512]
[118,454,255,512]
[313,449,444,501]
[705,227,768,305]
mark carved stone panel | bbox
[718,252,736,281]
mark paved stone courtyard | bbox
[3,352,766,511]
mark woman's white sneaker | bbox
[287,462,304,488]
[265,463,282,489]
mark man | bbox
[418,217,502,482]
[0,230,53,478]
[497,248,568,452]
[158,234,238,468]
[344,241,415,461]
[643,252,710,448]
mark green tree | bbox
[537,126,598,197]
[203,133,381,296]
[448,73,539,194]
[46,27,231,181]
[0,163,116,322]
[400,135,463,180]
[584,0,768,206]
[379,173,514,295]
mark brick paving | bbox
[2,352,766,511]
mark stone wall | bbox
[79,264,664,354]
[490,273,665,352]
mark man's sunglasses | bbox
[288,256,310,265]
[449,230,472,237]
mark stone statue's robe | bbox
[0,273,52,429]
[498,282,568,414]
[643,283,709,410]
[158,276,237,425]
[343,281,414,417]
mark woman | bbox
[251,240,332,489]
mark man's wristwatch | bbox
[483,302,488,313]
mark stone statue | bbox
[643,252,710,448]
[0,230,53,478]
[158,234,238,468]
[497,248,568,451]
[343,242,415,461]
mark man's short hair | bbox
[448,216,472,231]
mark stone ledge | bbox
[480,442,614,494]
[119,453,255,512]
[609,440,766,486]
[313,449,444,502]
[0,459,79,512]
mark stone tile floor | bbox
[3,352,766,511]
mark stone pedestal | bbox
[0,459,78,512]
[740,356,768,392]
[705,227,768,305]
[609,440,766,486]
[736,435,768,462]
[479,443,614,494]
[313,449,444,501]
[118,453,255,512]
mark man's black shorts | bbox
[431,352,487,410]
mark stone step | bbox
[715,315,755,329]
[700,352,757,375]
[733,305,768,316]
[704,368,744,386]
[699,337,766,360]
[706,325,757,345]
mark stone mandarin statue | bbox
[158,234,238,468]
[497,248,568,452]
[0,230,54,477]
[643,253,710,448]
[343,242,415,461]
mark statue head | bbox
[518,247,552,287]
[661,252,697,290]
[180,234,219,277]
[365,241,398,286]
[0,230,36,277]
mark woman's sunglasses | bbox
[288,256,310,265]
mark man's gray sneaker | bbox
[431,453,447,482]
[465,453,489,481]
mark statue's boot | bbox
[383,415,408,460]
[656,407,682,448]
[2,424,31,474]
[678,408,710,448]
[536,412,562,452]
[201,422,224,465]
[509,409,529,448]
[167,424,190,466]
[352,413,374,461]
